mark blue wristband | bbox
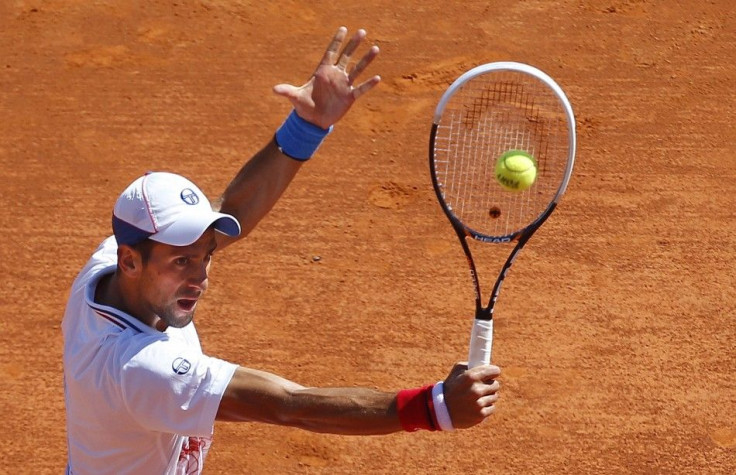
[274,110,333,161]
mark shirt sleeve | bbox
[119,336,238,437]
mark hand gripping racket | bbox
[429,62,576,368]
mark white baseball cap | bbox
[112,172,241,247]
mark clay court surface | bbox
[1,1,734,473]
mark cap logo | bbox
[180,188,199,205]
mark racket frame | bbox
[429,62,576,365]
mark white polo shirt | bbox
[62,237,238,474]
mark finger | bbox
[470,378,500,397]
[336,29,366,70]
[348,45,379,85]
[351,75,381,100]
[476,393,500,411]
[468,364,501,381]
[487,379,501,393]
[480,404,497,418]
[448,364,499,392]
[320,26,348,67]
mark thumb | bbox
[273,83,300,99]
[445,362,469,382]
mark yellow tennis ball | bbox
[495,150,537,192]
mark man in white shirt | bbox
[63,27,502,475]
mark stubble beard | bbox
[155,302,196,329]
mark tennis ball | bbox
[495,150,537,192]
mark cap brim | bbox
[150,211,241,247]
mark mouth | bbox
[177,299,198,312]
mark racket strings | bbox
[433,71,569,239]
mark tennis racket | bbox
[429,62,576,368]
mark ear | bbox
[117,245,143,277]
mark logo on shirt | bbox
[172,357,192,375]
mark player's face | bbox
[138,228,217,330]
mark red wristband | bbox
[397,384,438,432]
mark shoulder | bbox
[71,236,119,292]
[118,333,237,435]
[119,331,234,388]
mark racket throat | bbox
[475,304,494,321]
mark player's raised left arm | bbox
[214,27,380,250]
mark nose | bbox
[189,261,209,291]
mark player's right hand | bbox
[442,363,501,429]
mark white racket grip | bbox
[468,319,494,368]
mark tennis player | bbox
[62,27,501,475]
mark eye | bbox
[175,257,189,266]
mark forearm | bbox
[217,367,401,435]
[215,138,302,245]
[276,387,401,435]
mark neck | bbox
[95,272,161,330]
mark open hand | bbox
[273,26,381,129]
